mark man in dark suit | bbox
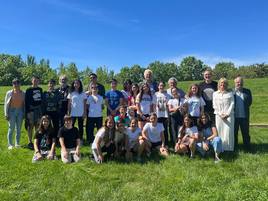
[234,76,252,151]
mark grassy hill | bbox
[0,78,267,201]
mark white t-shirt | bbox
[155,92,170,118]
[136,94,156,115]
[143,122,164,143]
[167,98,185,112]
[67,92,87,117]
[178,126,199,138]
[185,96,206,117]
[91,127,111,149]
[86,94,103,117]
[126,127,141,148]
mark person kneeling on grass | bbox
[175,115,199,158]
[125,118,145,162]
[32,115,56,163]
[114,120,127,158]
[58,115,80,164]
[142,113,168,157]
[196,113,223,163]
[92,116,116,164]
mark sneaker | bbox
[214,157,221,164]
[27,142,34,150]
[15,144,21,148]
[8,145,14,150]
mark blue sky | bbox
[1,0,268,72]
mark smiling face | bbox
[219,81,227,91]
[168,79,177,89]
[149,114,157,125]
[158,82,165,91]
[235,77,243,90]
[171,88,179,98]
[106,119,114,129]
[204,70,212,83]
[201,115,208,125]
[184,117,191,127]
[42,118,50,129]
[74,80,80,91]
[191,85,198,95]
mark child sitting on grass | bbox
[32,115,56,163]
[58,115,80,164]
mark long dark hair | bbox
[137,83,152,102]
[178,115,193,140]
[197,113,211,130]
[130,83,140,97]
[70,79,83,93]
[38,115,54,134]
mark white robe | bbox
[213,90,235,151]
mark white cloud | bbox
[164,53,268,68]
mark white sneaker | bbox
[8,145,14,150]
[15,144,21,148]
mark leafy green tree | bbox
[213,62,237,79]
[0,54,24,85]
[179,56,206,81]
[80,66,93,86]
[96,66,110,84]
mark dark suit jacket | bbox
[234,88,252,120]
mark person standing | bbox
[105,79,124,116]
[43,79,60,136]
[167,77,185,98]
[4,78,25,149]
[57,75,70,128]
[140,69,158,94]
[25,76,43,149]
[234,76,252,151]
[67,79,87,143]
[199,69,218,122]
[213,78,235,151]
[88,73,105,98]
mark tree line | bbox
[1,53,268,86]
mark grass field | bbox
[0,78,268,201]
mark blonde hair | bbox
[144,69,153,77]
[218,77,228,91]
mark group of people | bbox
[4,69,252,164]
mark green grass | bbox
[0,78,268,201]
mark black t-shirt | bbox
[44,90,59,113]
[34,129,55,151]
[57,85,70,113]
[199,81,217,112]
[25,87,43,113]
[58,126,79,149]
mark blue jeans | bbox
[197,136,223,156]
[7,108,24,146]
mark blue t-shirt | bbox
[105,90,123,112]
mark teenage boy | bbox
[25,76,43,149]
[105,79,124,116]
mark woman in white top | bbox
[86,83,104,144]
[92,116,116,163]
[125,118,145,162]
[67,79,87,143]
[142,113,168,157]
[168,88,186,145]
[213,78,235,151]
[185,83,206,125]
[136,83,156,129]
[175,115,199,158]
[155,81,170,146]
